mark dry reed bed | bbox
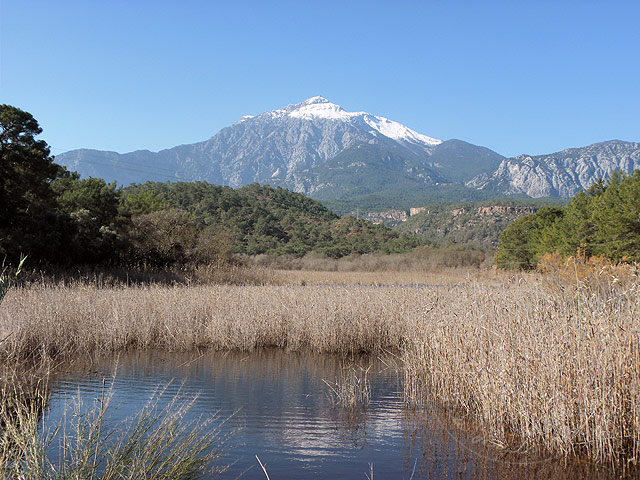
[0,285,419,357]
[403,275,640,464]
[269,268,500,287]
[1,272,639,465]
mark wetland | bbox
[1,267,639,478]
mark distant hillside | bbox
[269,138,505,206]
[321,185,502,216]
[393,199,565,248]
[121,182,424,259]
[268,141,444,199]
[421,139,505,184]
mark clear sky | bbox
[1,0,639,158]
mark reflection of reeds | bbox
[0,362,49,477]
[323,363,372,410]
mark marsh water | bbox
[46,349,625,479]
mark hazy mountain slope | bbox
[266,140,442,196]
[426,139,504,183]
[468,140,640,198]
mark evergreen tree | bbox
[497,171,640,269]
[0,105,61,261]
[496,207,563,269]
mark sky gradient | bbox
[1,0,639,158]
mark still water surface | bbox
[46,349,625,479]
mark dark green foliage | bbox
[496,207,564,270]
[589,171,640,261]
[50,173,125,264]
[497,170,640,269]
[0,105,61,262]
[120,182,422,263]
[0,105,425,267]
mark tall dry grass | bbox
[1,266,639,466]
[403,268,640,465]
[247,246,495,272]
[0,284,420,358]
[22,260,495,289]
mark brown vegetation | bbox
[247,246,495,271]
[1,265,639,467]
[403,265,640,464]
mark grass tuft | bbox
[1,382,225,480]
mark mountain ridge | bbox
[55,98,640,208]
[467,139,640,198]
[57,97,444,188]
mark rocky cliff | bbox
[467,140,640,198]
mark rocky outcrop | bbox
[367,209,408,224]
[476,205,536,216]
[468,140,640,198]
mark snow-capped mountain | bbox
[285,96,441,146]
[55,97,640,210]
[56,97,445,188]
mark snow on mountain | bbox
[361,114,441,145]
[54,96,492,198]
[287,97,442,146]
[287,96,350,120]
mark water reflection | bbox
[46,349,633,479]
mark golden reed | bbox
[1,267,638,465]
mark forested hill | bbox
[119,182,423,262]
[1,104,424,267]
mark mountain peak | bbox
[287,97,349,120]
[300,96,330,106]
[279,97,440,146]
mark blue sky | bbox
[1,0,639,158]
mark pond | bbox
[46,349,625,479]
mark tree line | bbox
[0,105,423,268]
[496,170,640,269]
